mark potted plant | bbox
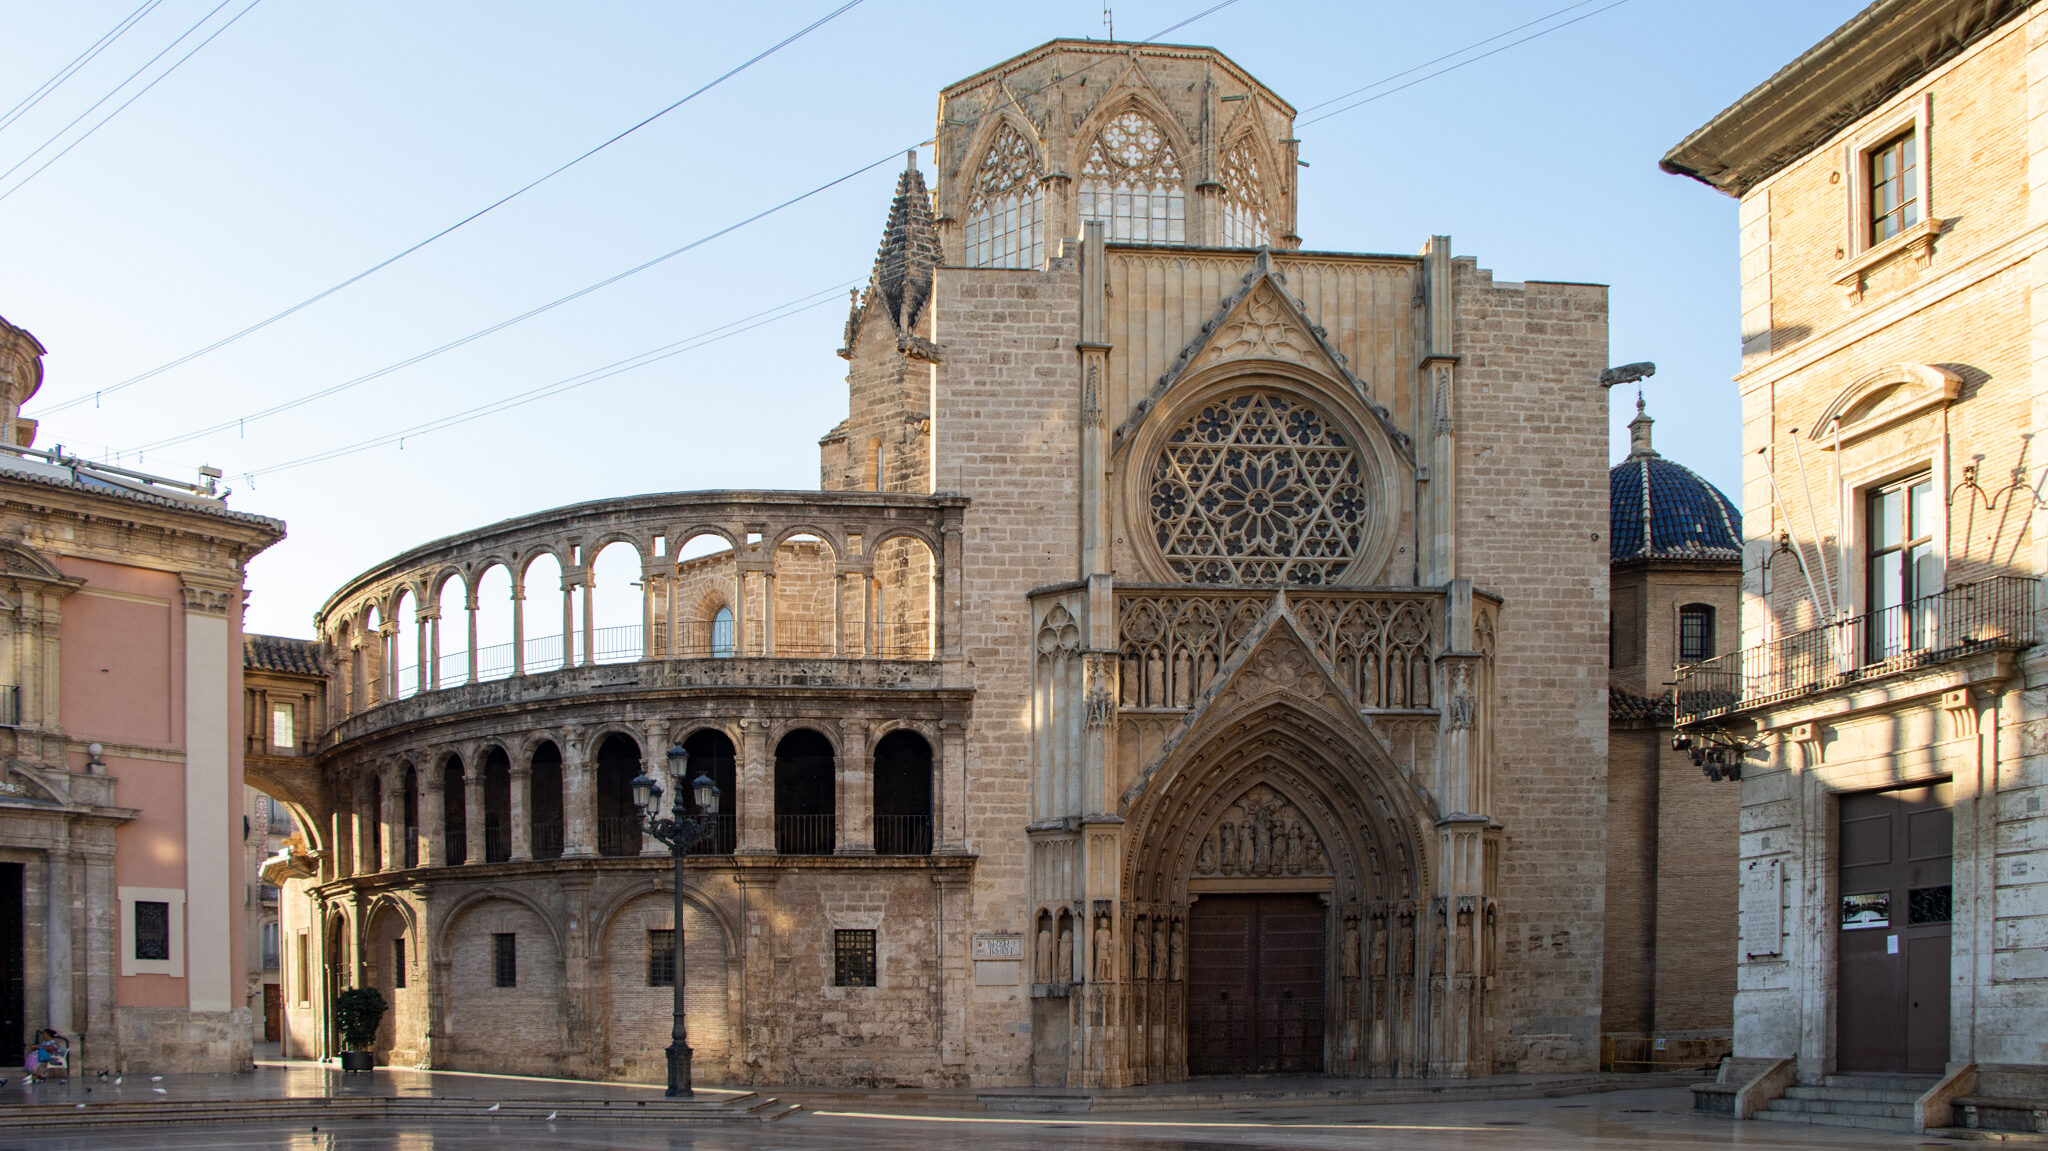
[334,986,388,1072]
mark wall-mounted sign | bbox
[1841,892,1890,930]
[972,933,1024,960]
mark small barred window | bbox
[834,929,877,987]
[492,932,517,988]
[134,901,170,961]
[648,929,676,987]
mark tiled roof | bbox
[245,634,324,676]
[1609,684,1675,723]
[0,454,285,532]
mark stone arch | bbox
[593,886,734,1082]
[436,890,565,1075]
[1072,93,1192,244]
[1118,636,1444,1081]
[1807,361,1963,444]
[952,109,1047,268]
[1215,124,1281,246]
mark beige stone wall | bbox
[1451,265,1611,1071]
[930,258,1083,1083]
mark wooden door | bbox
[262,983,282,1042]
[1187,894,1326,1074]
[1837,782,1951,1074]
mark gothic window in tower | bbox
[1079,108,1186,244]
[1219,136,1268,247]
[963,122,1044,269]
[1149,389,1367,585]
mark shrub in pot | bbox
[334,987,388,1071]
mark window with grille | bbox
[963,122,1044,269]
[262,922,280,971]
[1678,604,1714,663]
[1868,129,1918,244]
[492,933,517,988]
[271,701,295,748]
[135,901,170,961]
[648,929,676,987]
[834,929,877,987]
[1078,109,1186,244]
[393,938,407,988]
[1218,136,1268,247]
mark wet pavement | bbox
[0,1085,1962,1149]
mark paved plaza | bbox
[0,1081,1992,1149]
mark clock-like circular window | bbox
[1148,389,1368,585]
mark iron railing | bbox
[446,829,467,864]
[483,825,510,863]
[775,813,836,856]
[403,828,419,869]
[874,814,933,855]
[684,813,737,856]
[596,816,645,857]
[531,820,563,860]
[1677,576,2039,725]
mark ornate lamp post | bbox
[630,741,721,1098]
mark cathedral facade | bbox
[265,39,1613,1087]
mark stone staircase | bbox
[1753,1074,1937,1132]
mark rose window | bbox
[1149,390,1367,585]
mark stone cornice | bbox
[1663,0,2030,198]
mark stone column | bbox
[381,763,404,871]
[836,717,873,855]
[509,758,532,862]
[936,718,969,853]
[462,755,485,866]
[580,566,596,667]
[419,754,446,867]
[736,716,773,854]
[508,579,525,677]
[466,591,481,684]
[762,571,777,655]
[424,607,442,691]
[562,731,596,858]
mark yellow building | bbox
[1667,0,2048,1134]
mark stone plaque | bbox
[972,933,1024,960]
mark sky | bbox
[0,0,1868,638]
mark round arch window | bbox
[1148,388,1367,585]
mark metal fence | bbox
[1677,576,2039,725]
[874,814,933,856]
[775,814,837,856]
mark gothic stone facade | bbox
[269,40,1611,1086]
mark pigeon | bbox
[113,1077,122,1086]
[152,1088,167,1095]
[486,1103,500,1112]
[545,1111,558,1121]
[150,1076,163,1082]
[75,1104,85,1109]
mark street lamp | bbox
[629,739,722,1098]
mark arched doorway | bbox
[1121,677,1441,1082]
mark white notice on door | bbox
[1887,934,1899,955]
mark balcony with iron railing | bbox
[1676,576,2040,726]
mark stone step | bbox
[0,1093,787,1130]
[1785,1085,1927,1105]
[1769,1096,1916,1119]
[1825,1074,1939,1094]
[1754,1107,1914,1133]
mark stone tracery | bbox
[1148,389,1368,585]
[1219,135,1268,247]
[1079,108,1187,244]
[963,121,1044,269]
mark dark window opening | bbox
[529,741,564,860]
[393,938,407,989]
[366,776,384,871]
[1678,604,1715,663]
[681,729,737,855]
[873,730,933,855]
[492,933,517,988]
[402,767,420,868]
[135,901,170,961]
[442,755,467,864]
[482,748,513,863]
[595,734,643,857]
[775,729,836,855]
[648,929,675,987]
[834,929,876,987]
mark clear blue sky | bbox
[0,0,1866,637]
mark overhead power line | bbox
[119,147,908,455]
[1294,0,1600,116]
[239,282,860,480]
[0,0,254,196]
[0,0,166,137]
[29,0,869,417]
[1298,0,1632,127]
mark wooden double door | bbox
[1837,782,1951,1075]
[1186,893,1325,1075]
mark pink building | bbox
[0,313,284,1073]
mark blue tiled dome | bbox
[1609,402,1741,563]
